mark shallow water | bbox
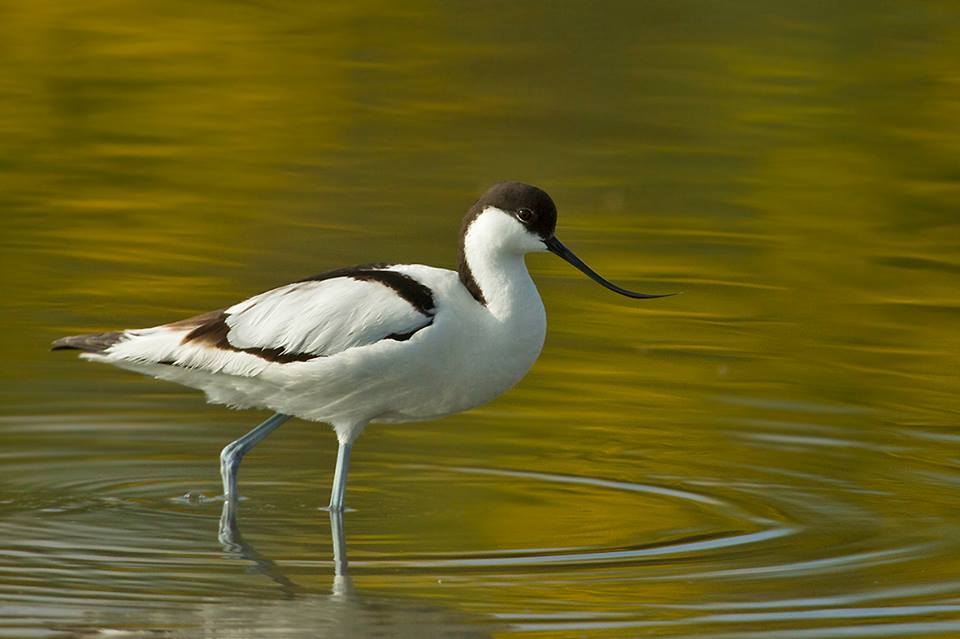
[2,1,960,637]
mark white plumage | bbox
[54,182,669,510]
[92,261,543,432]
[225,275,432,358]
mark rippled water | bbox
[2,2,960,637]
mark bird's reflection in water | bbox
[216,499,489,639]
[218,499,301,598]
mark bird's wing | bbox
[219,266,436,358]
[84,265,437,374]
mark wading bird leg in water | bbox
[220,413,291,500]
[327,431,360,512]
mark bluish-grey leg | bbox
[327,440,352,511]
[220,413,291,499]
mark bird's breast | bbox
[357,267,549,423]
[442,287,547,408]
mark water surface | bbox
[2,2,960,637]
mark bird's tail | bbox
[51,331,125,353]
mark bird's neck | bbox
[459,230,539,321]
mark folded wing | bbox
[59,265,437,376]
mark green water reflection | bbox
[2,1,959,637]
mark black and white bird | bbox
[52,182,670,511]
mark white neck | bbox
[459,210,543,320]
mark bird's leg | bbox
[218,496,241,551]
[327,439,352,511]
[220,413,291,500]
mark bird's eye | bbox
[516,207,535,223]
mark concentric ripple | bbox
[2,403,959,639]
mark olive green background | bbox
[1,2,959,637]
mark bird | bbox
[52,182,671,511]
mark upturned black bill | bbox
[543,236,673,299]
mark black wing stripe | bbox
[181,311,320,363]
[348,271,435,316]
[385,317,434,342]
[300,264,436,315]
